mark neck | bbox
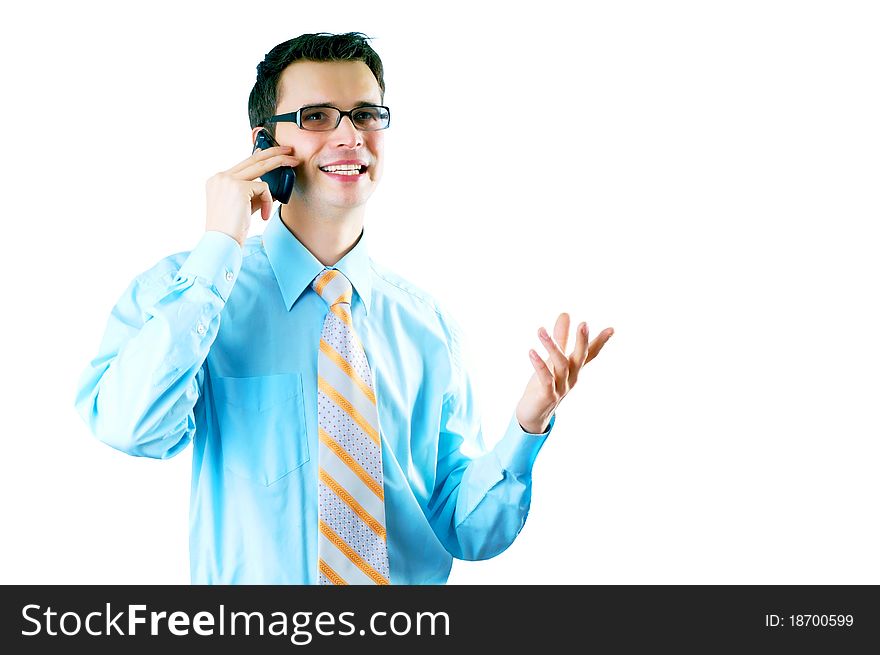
[279,199,365,267]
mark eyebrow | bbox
[300,100,380,109]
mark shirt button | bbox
[225,270,234,282]
[196,323,207,336]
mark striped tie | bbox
[312,268,391,585]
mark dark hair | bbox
[248,32,385,139]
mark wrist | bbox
[517,416,551,434]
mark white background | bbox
[0,0,877,584]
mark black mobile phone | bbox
[252,129,296,204]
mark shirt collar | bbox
[261,205,373,315]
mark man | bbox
[74,32,614,584]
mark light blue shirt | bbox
[74,206,555,584]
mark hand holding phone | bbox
[252,129,297,204]
[204,137,300,247]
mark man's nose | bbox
[334,115,363,146]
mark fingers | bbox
[228,145,298,177]
[568,322,589,386]
[250,179,274,221]
[534,314,615,390]
[229,145,288,174]
[528,349,555,388]
[537,326,569,394]
[235,153,301,182]
[260,183,273,221]
[553,312,570,352]
[585,328,615,364]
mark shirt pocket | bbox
[211,372,310,486]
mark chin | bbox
[323,194,370,209]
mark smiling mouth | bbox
[319,169,368,183]
[319,165,368,176]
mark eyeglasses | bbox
[265,105,391,132]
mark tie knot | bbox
[312,268,353,307]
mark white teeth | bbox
[320,164,363,172]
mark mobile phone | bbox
[252,129,296,204]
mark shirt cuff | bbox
[176,230,243,302]
[493,410,555,477]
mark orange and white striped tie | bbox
[312,268,391,585]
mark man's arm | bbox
[74,232,242,459]
[427,399,553,561]
[424,313,554,561]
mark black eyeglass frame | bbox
[264,105,392,131]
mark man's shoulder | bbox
[369,258,446,316]
[368,258,464,340]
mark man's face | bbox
[257,60,385,212]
